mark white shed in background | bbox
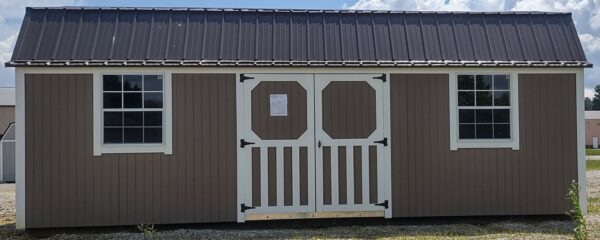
[0,122,14,182]
[0,88,15,182]
[0,88,15,136]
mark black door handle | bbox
[240,139,255,148]
[318,141,321,148]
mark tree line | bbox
[586,85,600,110]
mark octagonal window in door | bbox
[251,81,308,140]
[322,81,376,139]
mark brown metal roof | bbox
[6,7,592,67]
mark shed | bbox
[585,111,600,148]
[0,88,15,136]
[0,122,15,183]
[6,7,590,229]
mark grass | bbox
[586,148,600,156]
[590,197,600,215]
[588,160,600,171]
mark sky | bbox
[0,0,599,98]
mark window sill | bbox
[451,140,519,150]
[93,144,172,156]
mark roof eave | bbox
[5,60,593,68]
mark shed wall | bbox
[2,141,15,182]
[0,106,14,134]
[24,73,237,228]
[585,119,600,147]
[22,72,580,227]
[390,73,578,217]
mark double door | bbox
[237,74,390,221]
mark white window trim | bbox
[449,72,520,150]
[93,72,173,156]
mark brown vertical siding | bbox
[0,106,14,134]
[390,73,577,217]
[25,73,237,228]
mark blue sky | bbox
[1,0,599,97]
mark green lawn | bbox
[586,149,600,156]
[589,160,600,171]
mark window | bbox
[450,73,519,150]
[94,73,172,155]
[457,74,510,139]
[103,74,164,144]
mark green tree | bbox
[592,85,600,110]
[585,97,593,110]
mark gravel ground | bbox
[588,170,600,199]
[0,172,598,239]
[0,184,15,225]
[586,170,600,239]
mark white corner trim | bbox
[576,69,587,215]
[15,68,25,229]
[0,136,3,182]
[92,72,173,156]
[449,72,520,150]
[382,75,393,218]
[449,76,458,150]
[235,73,246,222]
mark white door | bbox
[314,74,390,215]
[237,73,391,221]
[237,74,316,218]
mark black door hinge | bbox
[375,200,389,209]
[240,74,254,82]
[373,74,387,82]
[374,138,388,146]
[241,204,256,212]
[240,139,255,148]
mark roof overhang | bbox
[5,60,593,68]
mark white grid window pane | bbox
[457,74,511,140]
[102,74,164,144]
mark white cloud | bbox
[350,0,410,10]
[586,87,595,98]
[350,0,508,11]
[0,0,85,87]
[580,33,600,53]
[0,34,17,64]
[591,5,600,30]
[0,0,84,23]
[416,0,507,11]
